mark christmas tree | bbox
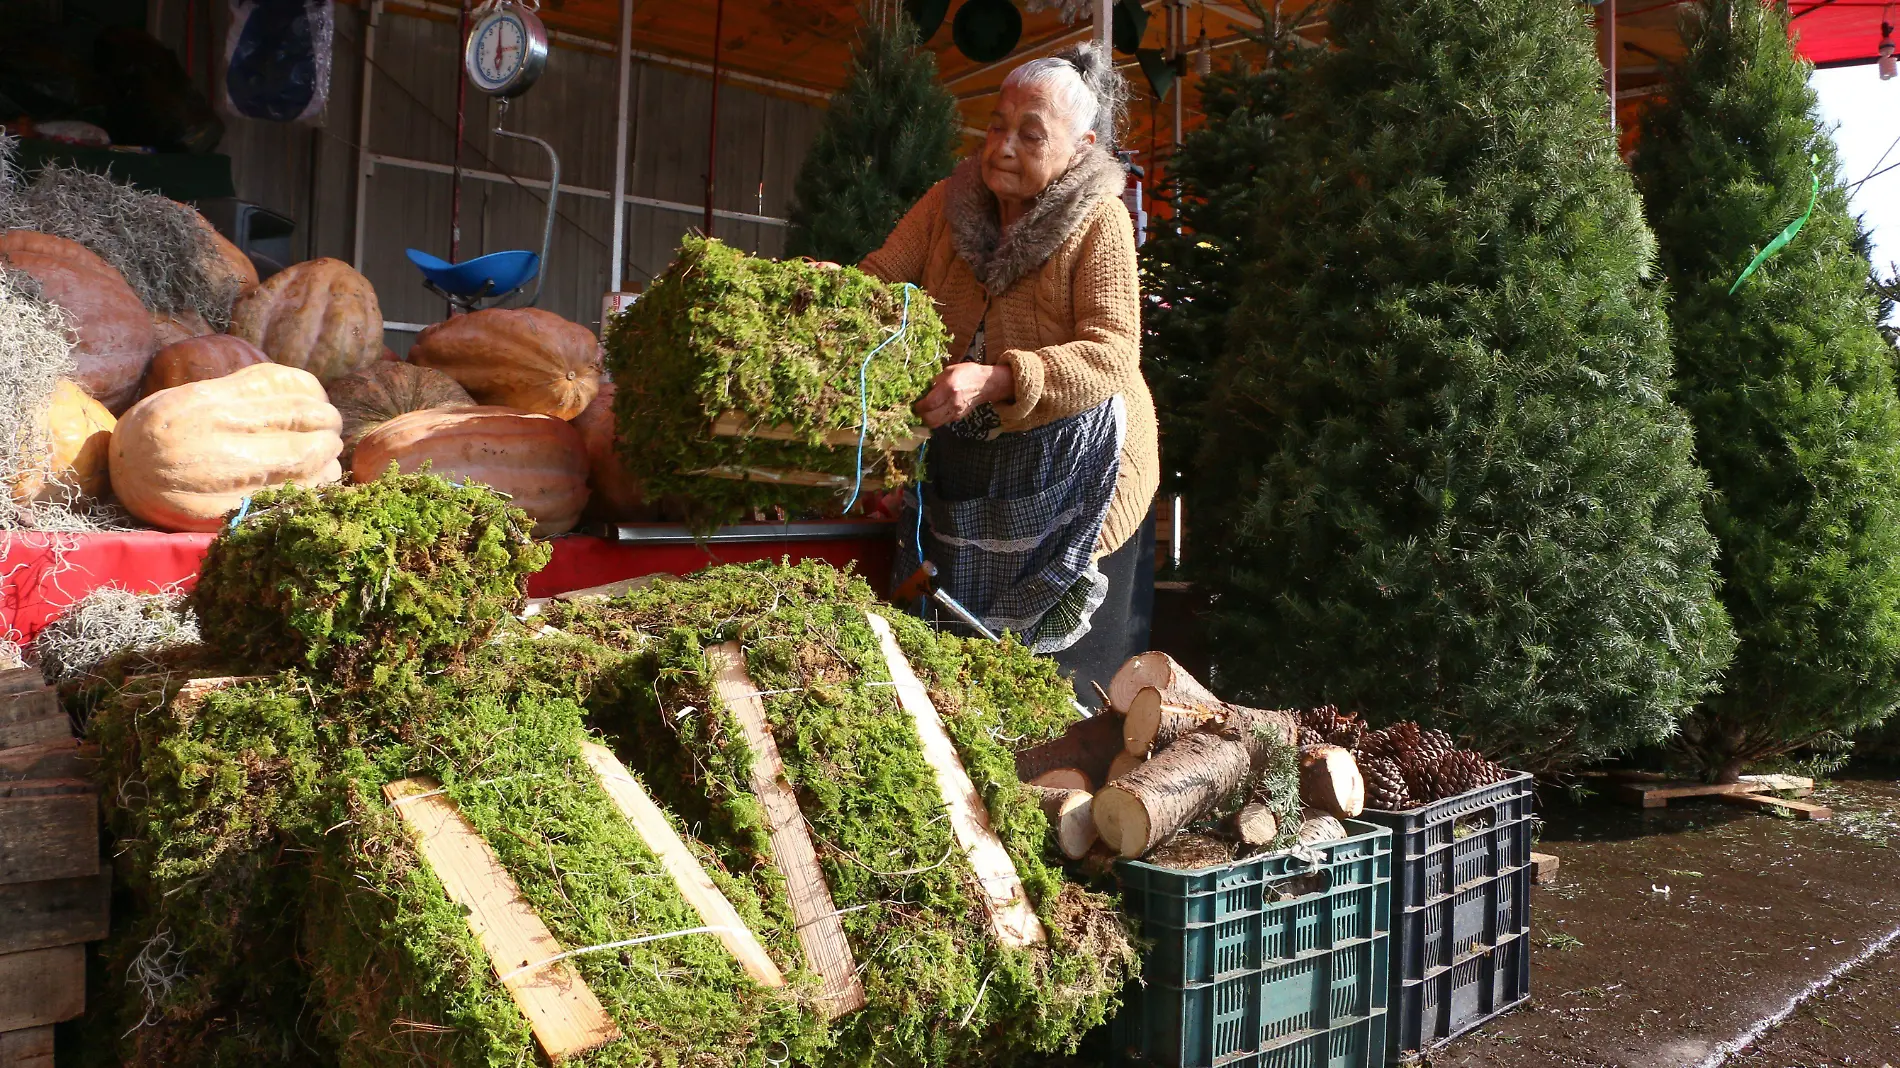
[1196,0,1735,772]
[784,8,961,265]
[1633,0,1900,782]
[1140,29,1300,499]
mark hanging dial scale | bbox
[464,0,550,98]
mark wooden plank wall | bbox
[147,2,826,343]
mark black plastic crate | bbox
[1108,821,1392,1068]
[1357,771,1533,1060]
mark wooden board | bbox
[0,781,96,886]
[384,778,622,1061]
[0,689,65,750]
[688,465,887,491]
[1738,773,1816,795]
[1529,851,1560,886]
[1719,792,1833,820]
[0,945,84,1031]
[0,741,96,783]
[0,1025,54,1068]
[0,669,45,698]
[711,411,928,452]
[577,741,786,988]
[864,613,1045,948]
[0,872,109,955]
[1613,780,1769,809]
[555,575,663,603]
[705,642,867,1018]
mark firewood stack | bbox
[0,666,105,1061]
[1011,652,1373,864]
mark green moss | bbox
[190,470,550,687]
[554,562,1139,1067]
[603,237,946,529]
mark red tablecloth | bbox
[0,529,895,643]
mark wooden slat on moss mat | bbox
[578,741,787,988]
[711,411,929,452]
[688,465,888,491]
[865,612,1046,949]
[705,642,868,1019]
[384,777,622,1061]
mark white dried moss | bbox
[0,264,76,524]
[0,135,241,327]
[32,586,201,685]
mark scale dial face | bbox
[465,6,549,97]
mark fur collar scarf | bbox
[945,148,1127,296]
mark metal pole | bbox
[1097,0,1113,47]
[352,0,381,269]
[452,0,469,266]
[1606,0,1618,129]
[703,0,725,236]
[609,0,633,292]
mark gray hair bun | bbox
[1055,41,1127,148]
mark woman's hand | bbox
[915,362,1015,428]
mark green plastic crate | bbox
[1108,821,1392,1067]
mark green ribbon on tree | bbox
[1729,153,1820,295]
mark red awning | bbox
[1788,0,1894,66]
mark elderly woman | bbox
[861,42,1157,699]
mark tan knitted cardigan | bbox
[860,150,1158,556]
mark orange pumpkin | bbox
[229,257,382,383]
[152,307,214,349]
[142,334,270,397]
[410,308,601,419]
[325,362,473,459]
[572,381,647,521]
[13,380,115,504]
[110,363,344,532]
[351,405,589,536]
[0,230,157,413]
[175,202,260,300]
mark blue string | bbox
[841,283,918,513]
[913,439,928,564]
[226,496,253,529]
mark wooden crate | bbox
[0,671,105,1059]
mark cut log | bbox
[1026,785,1097,860]
[1106,651,1223,715]
[1122,685,1222,755]
[1092,705,1298,859]
[1014,711,1123,789]
[1106,751,1145,783]
[1228,803,1279,848]
[706,642,867,1018]
[865,613,1045,948]
[1299,744,1366,819]
[385,777,621,1061]
[578,741,787,987]
[1295,811,1346,847]
[1027,768,1093,792]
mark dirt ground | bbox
[1435,775,1900,1068]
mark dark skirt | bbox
[1051,511,1156,706]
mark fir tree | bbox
[1140,28,1299,499]
[1633,0,1900,782]
[1196,0,1735,772]
[784,9,961,264]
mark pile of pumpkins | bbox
[3,225,641,536]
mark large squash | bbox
[229,257,382,382]
[110,363,344,532]
[0,230,157,413]
[410,308,601,419]
[572,381,647,521]
[152,307,214,349]
[325,362,473,459]
[13,380,116,504]
[351,406,589,536]
[176,201,260,300]
[143,334,269,397]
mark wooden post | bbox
[578,741,786,987]
[384,778,621,1062]
[865,613,1045,948]
[705,643,867,1018]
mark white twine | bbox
[495,925,735,983]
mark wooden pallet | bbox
[0,671,104,1060]
[1607,770,1828,819]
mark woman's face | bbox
[982,82,1093,203]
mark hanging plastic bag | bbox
[221,0,333,125]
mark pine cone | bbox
[1298,726,1328,748]
[1298,705,1342,735]
[1361,756,1411,810]
[1441,750,1507,794]
[1361,722,1421,765]
[1417,728,1456,763]
[1403,752,1457,803]
[1328,718,1367,751]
